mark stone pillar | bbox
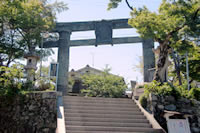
[57,31,71,95]
[142,39,155,82]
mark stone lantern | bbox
[24,48,40,82]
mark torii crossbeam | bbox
[43,19,155,95]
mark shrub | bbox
[144,81,176,97]
[139,93,148,108]
[138,85,144,89]
[0,65,25,97]
[189,88,200,101]
[143,80,200,101]
[176,84,190,98]
[80,73,127,98]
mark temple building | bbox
[69,65,107,80]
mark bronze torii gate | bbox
[43,19,155,95]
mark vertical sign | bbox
[95,20,113,46]
[49,62,59,91]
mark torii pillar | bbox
[142,39,155,82]
[57,31,71,95]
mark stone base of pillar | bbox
[57,85,67,96]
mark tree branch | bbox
[163,25,185,46]
[16,28,30,45]
[160,6,200,46]
[193,7,200,20]
[125,0,133,10]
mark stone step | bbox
[63,101,137,107]
[64,105,138,111]
[64,99,134,104]
[64,101,135,106]
[64,96,130,101]
[65,117,149,123]
[64,103,137,109]
[64,96,132,103]
[66,131,150,133]
[64,96,164,133]
[66,121,152,128]
[66,126,159,132]
[65,113,145,119]
[64,109,142,115]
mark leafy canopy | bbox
[128,0,200,43]
[107,0,122,10]
[81,72,127,98]
[108,0,200,82]
[0,0,67,66]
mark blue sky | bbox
[46,0,162,84]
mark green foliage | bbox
[175,83,190,98]
[129,0,200,41]
[129,0,200,82]
[108,0,200,82]
[0,0,67,66]
[143,80,200,101]
[180,47,200,82]
[0,64,27,96]
[139,93,148,108]
[136,85,144,89]
[107,0,122,10]
[0,64,56,96]
[81,73,127,98]
[189,88,200,101]
[144,81,175,97]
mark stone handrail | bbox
[133,98,166,133]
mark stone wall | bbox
[146,94,200,133]
[0,91,57,133]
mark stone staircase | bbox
[63,96,163,133]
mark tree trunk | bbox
[153,44,169,83]
[172,51,182,85]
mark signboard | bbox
[167,119,191,133]
[49,63,59,77]
[95,20,113,45]
[49,62,59,91]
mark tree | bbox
[108,0,200,83]
[79,65,127,97]
[81,73,127,98]
[103,64,112,74]
[107,0,133,11]
[0,0,67,66]
[180,46,200,82]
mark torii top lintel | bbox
[43,18,143,48]
[53,18,131,32]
